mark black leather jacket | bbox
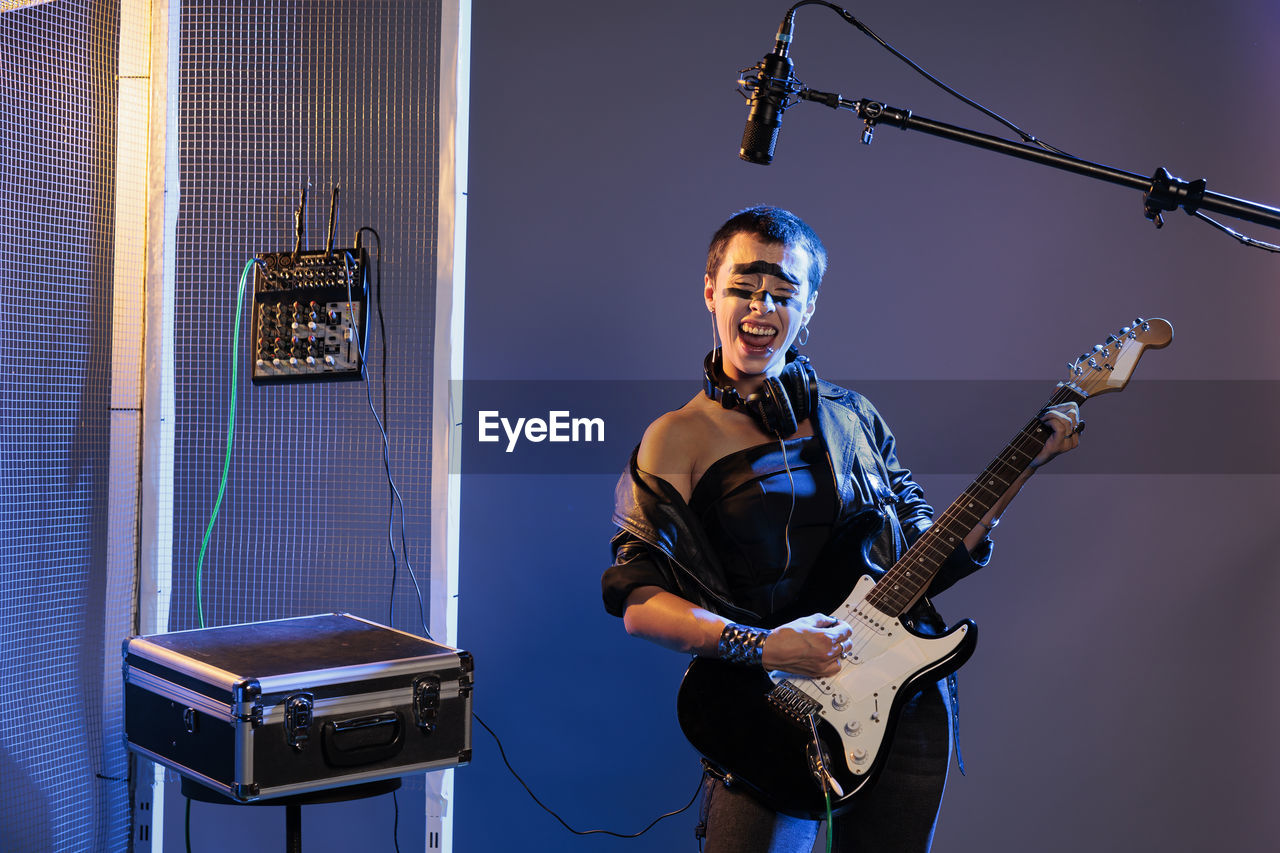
[602,379,990,627]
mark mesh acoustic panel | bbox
[172,2,440,636]
[0,1,126,851]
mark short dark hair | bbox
[705,206,828,295]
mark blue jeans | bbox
[697,681,952,853]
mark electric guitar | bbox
[676,317,1173,820]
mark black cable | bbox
[353,227,400,628]
[473,712,703,839]
[342,242,433,641]
[767,433,798,615]
[789,2,1280,251]
[786,1,1074,157]
[359,228,431,637]
[1190,210,1280,253]
[392,788,402,853]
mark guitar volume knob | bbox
[830,693,849,711]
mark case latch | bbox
[413,675,441,732]
[284,692,314,750]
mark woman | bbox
[602,206,1080,851]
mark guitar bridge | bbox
[767,681,821,726]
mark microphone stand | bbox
[796,88,1280,232]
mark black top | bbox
[689,436,838,623]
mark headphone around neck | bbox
[702,347,818,438]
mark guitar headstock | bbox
[1062,317,1173,397]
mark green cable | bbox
[824,788,833,853]
[194,258,252,628]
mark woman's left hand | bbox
[1031,402,1082,469]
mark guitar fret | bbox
[871,416,1054,616]
[675,324,1169,823]
[872,386,1085,613]
[970,477,1009,500]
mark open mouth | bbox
[739,321,777,350]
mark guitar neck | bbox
[865,384,1087,618]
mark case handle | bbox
[321,711,404,767]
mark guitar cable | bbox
[822,790,834,853]
[472,713,703,838]
[357,238,696,843]
[804,713,838,853]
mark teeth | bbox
[741,323,776,336]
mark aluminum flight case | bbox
[123,613,472,802]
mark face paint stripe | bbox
[728,260,801,285]
[723,286,797,306]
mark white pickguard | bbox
[769,574,970,776]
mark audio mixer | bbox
[249,248,369,385]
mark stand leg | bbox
[286,803,301,853]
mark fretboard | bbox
[864,385,1087,617]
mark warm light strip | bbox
[429,3,472,852]
[0,0,58,13]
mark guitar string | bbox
[848,333,1136,649]
[788,342,1138,801]
[874,389,1075,610]
[863,427,1042,619]
[796,347,1128,773]
[839,416,1050,661]
[808,373,1082,680]
[821,387,1077,682]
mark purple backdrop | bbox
[457,1,1280,850]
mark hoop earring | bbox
[796,324,809,346]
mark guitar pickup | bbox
[849,606,896,638]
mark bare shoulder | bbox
[636,394,715,502]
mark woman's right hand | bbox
[761,613,853,677]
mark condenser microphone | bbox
[739,15,800,165]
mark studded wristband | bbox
[717,623,769,667]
